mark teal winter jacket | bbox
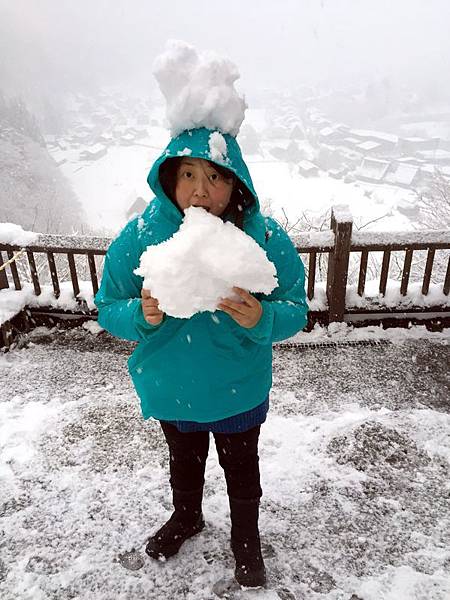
[95,127,308,422]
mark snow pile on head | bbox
[134,207,277,318]
[0,223,39,246]
[153,39,247,138]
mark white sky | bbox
[1,0,449,100]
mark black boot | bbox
[231,537,266,588]
[145,487,205,560]
[229,497,266,588]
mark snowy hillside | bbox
[43,88,449,236]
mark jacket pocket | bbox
[205,313,248,359]
[128,318,187,372]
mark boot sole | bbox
[145,518,205,560]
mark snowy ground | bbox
[1,326,450,600]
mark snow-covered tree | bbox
[0,92,44,145]
[415,169,450,231]
[237,124,261,155]
[0,105,87,235]
[409,169,450,285]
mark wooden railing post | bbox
[326,205,353,322]
[0,251,10,290]
[1,321,14,347]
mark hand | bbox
[141,288,164,325]
[218,287,263,329]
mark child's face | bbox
[175,158,234,217]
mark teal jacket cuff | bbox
[133,299,165,336]
[240,300,274,345]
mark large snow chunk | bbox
[153,39,247,138]
[0,223,39,246]
[134,207,277,318]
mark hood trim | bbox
[147,127,260,226]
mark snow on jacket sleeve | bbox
[242,218,309,345]
[94,218,171,342]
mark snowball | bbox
[153,39,247,138]
[0,223,39,246]
[208,131,228,162]
[134,207,277,318]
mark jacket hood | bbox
[147,127,260,223]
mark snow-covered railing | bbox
[294,207,450,323]
[1,208,450,347]
[0,229,108,345]
[0,235,108,299]
[291,215,450,324]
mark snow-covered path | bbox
[1,328,449,599]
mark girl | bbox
[95,126,309,588]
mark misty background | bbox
[2,0,449,100]
[1,0,449,236]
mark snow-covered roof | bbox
[401,136,426,143]
[334,123,350,132]
[85,144,106,153]
[319,127,336,137]
[420,164,450,177]
[355,158,390,181]
[396,157,425,166]
[298,160,318,171]
[417,149,450,160]
[357,141,381,151]
[343,137,360,146]
[384,163,419,186]
[329,167,348,177]
[350,129,398,144]
[397,156,419,162]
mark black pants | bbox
[159,421,263,501]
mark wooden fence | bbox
[1,207,449,347]
[294,207,450,323]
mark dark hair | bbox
[158,157,255,231]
